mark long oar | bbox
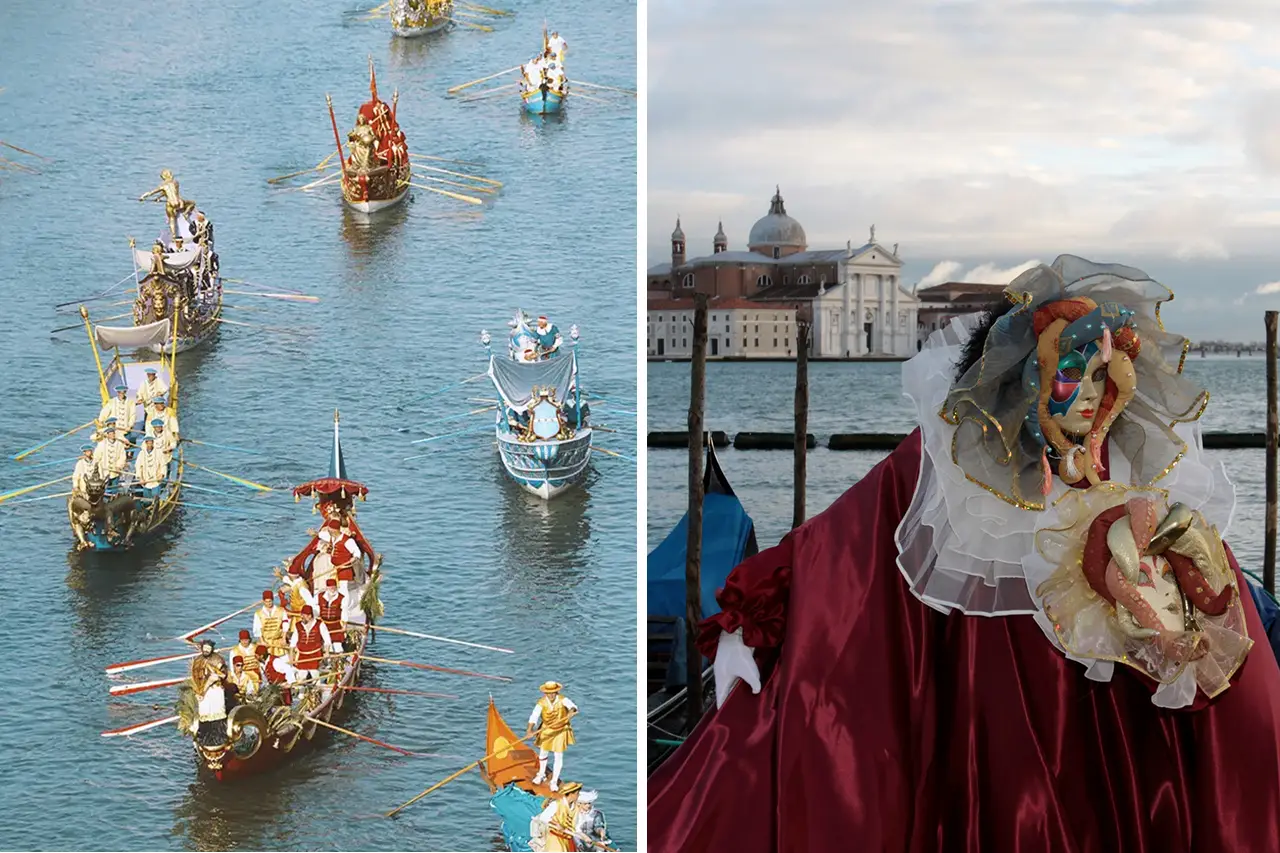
[404,405,495,432]
[385,731,537,817]
[9,454,79,471]
[569,92,610,105]
[410,153,485,167]
[407,181,484,206]
[53,272,139,309]
[461,85,520,102]
[267,154,337,184]
[410,423,493,444]
[101,714,178,738]
[298,172,343,192]
[363,654,512,682]
[183,438,266,456]
[222,289,319,303]
[447,17,492,31]
[405,372,490,407]
[178,500,282,517]
[573,80,637,96]
[415,163,502,186]
[223,277,306,296]
[109,676,186,697]
[51,311,131,333]
[307,717,424,757]
[412,173,497,194]
[372,624,513,654]
[340,685,459,700]
[0,473,74,504]
[215,317,309,337]
[1,140,51,160]
[175,601,259,641]
[592,446,634,462]
[106,648,205,675]
[447,66,521,94]
[458,2,512,15]
[12,421,96,461]
[3,489,72,505]
[185,462,273,492]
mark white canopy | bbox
[95,318,170,351]
[133,247,201,270]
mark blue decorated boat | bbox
[646,441,757,771]
[483,311,591,500]
[68,308,183,551]
[521,86,565,115]
[519,27,568,114]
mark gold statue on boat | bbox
[138,169,196,238]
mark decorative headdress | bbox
[942,255,1207,511]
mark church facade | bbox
[647,188,920,359]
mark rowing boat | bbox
[68,309,183,551]
[184,411,384,779]
[329,59,411,215]
[129,205,222,353]
[484,310,591,500]
[391,0,452,37]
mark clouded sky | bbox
[648,0,1280,339]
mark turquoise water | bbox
[0,1,637,849]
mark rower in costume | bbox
[530,781,583,853]
[145,397,179,440]
[573,790,609,850]
[133,433,166,499]
[229,655,261,698]
[288,604,331,684]
[317,578,345,653]
[72,444,97,496]
[228,629,259,675]
[150,420,177,466]
[527,681,577,792]
[136,367,167,411]
[92,425,129,483]
[648,256,1280,853]
[98,385,135,436]
[252,589,292,662]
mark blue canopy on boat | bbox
[1244,573,1280,666]
[489,784,542,852]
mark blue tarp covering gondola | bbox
[489,785,541,851]
[1245,572,1280,666]
[647,443,757,687]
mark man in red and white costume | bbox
[317,578,345,653]
[288,604,331,685]
[256,643,292,705]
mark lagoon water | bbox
[0,1,637,849]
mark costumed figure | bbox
[229,655,261,698]
[527,681,577,791]
[189,639,229,746]
[136,367,168,413]
[145,397,179,440]
[149,420,177,465]
[98,385,134,435]
[530,782,583,853]
[548,31,567,61]
[256,642,292,705]
[534,315,562,358]
[133,433,167,500]
[253,589,292,662]
[139,169,196,239]
[229,630,260,676]
[289,498,376,618]
[573,790,609,851]
[72,443,97,497]
[288,605,331,684]
[649,256,1280,853]
[92,425,129,483]
[347,114,378,174]
[317,578,346,653]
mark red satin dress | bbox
[649,431,1280,853]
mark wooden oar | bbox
[267,159,337,185]
[412,173,497,194]
[109,676,186,697]
[371,624,514,653]
[0,473,74,504]
[410,153,485,167]
[410,423,492,444]
[340,685,459,700]
[406,181,484,206]
[185,462,273,492]
[3,489,73,506]
[106,648,205,675]
[182,438,266,456]
[214,317,309,336]
[12,421,96,461]
[592,446,634,461]
[447,17,492,31]
[461,85,520,102]
[573,80,637,96]
[297,172,343,192]
[101,714,178,738]
[307,717,421,756]
[0,140,51,160]
[415,163,502,186]
[223,277,306,296]
[175,601,259,641]
[569,92,610,105]
[447,66,521,94]
[385,731,537,817]
[458,2,512,15]
[222,289,319,303]
[363,654,512,682]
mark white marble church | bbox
[647,188,921,359]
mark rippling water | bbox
[648,356,1276,583]
[0,1,637,849]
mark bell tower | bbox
[671,217,686,268]
[713,221,727,254]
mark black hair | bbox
[953,301,1010,382]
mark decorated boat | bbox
[520,28,569,114]
[482,310,591,499]
[645,442,756,772]
[68,308,183,551]
[132,174,222,353]
[390,0,452,37]
[327,59,410,214]
[182,411,384,779]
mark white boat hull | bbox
[392,18,449,37]
[496,428,592,501]
[343,187,409,214]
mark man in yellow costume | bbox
[139,169,196,239]
[252,589,293,683]
[530,781,583,852]
[526,681,577,791]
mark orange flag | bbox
[483,698,543,791]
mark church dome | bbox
[747,187,806,252]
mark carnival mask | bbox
[1047,343,1107,436]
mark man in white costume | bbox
[573,790,609,850]
[93,425,129,482]
[98,385,134,435]
[548,31,567,61]
[134,433,167,499]
[146,397,179,440]
[136,368,167,416]
[527,681,578,791]
[73,444,97,495]
[150,420,177,465]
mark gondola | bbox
[483,311,592,500]
[390,0,452,37]
[328,59,411,214]
[184,411,384,779]
[68,308,183,551]
[645,441,757,772]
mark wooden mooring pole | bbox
[685,293,708,724]
[793,320,810,529]
[1266,311,1277,594]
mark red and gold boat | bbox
[326,58,410,214]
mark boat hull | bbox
[69,451,183,551]
[496,428,591,499]
[342,185,409,214]
[522,88,565,114]
[392,17,449,37]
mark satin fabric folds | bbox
[649,432,1280,853]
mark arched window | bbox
[682,273,695,289]
[756,274,772,289]
[797,274,811,286]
